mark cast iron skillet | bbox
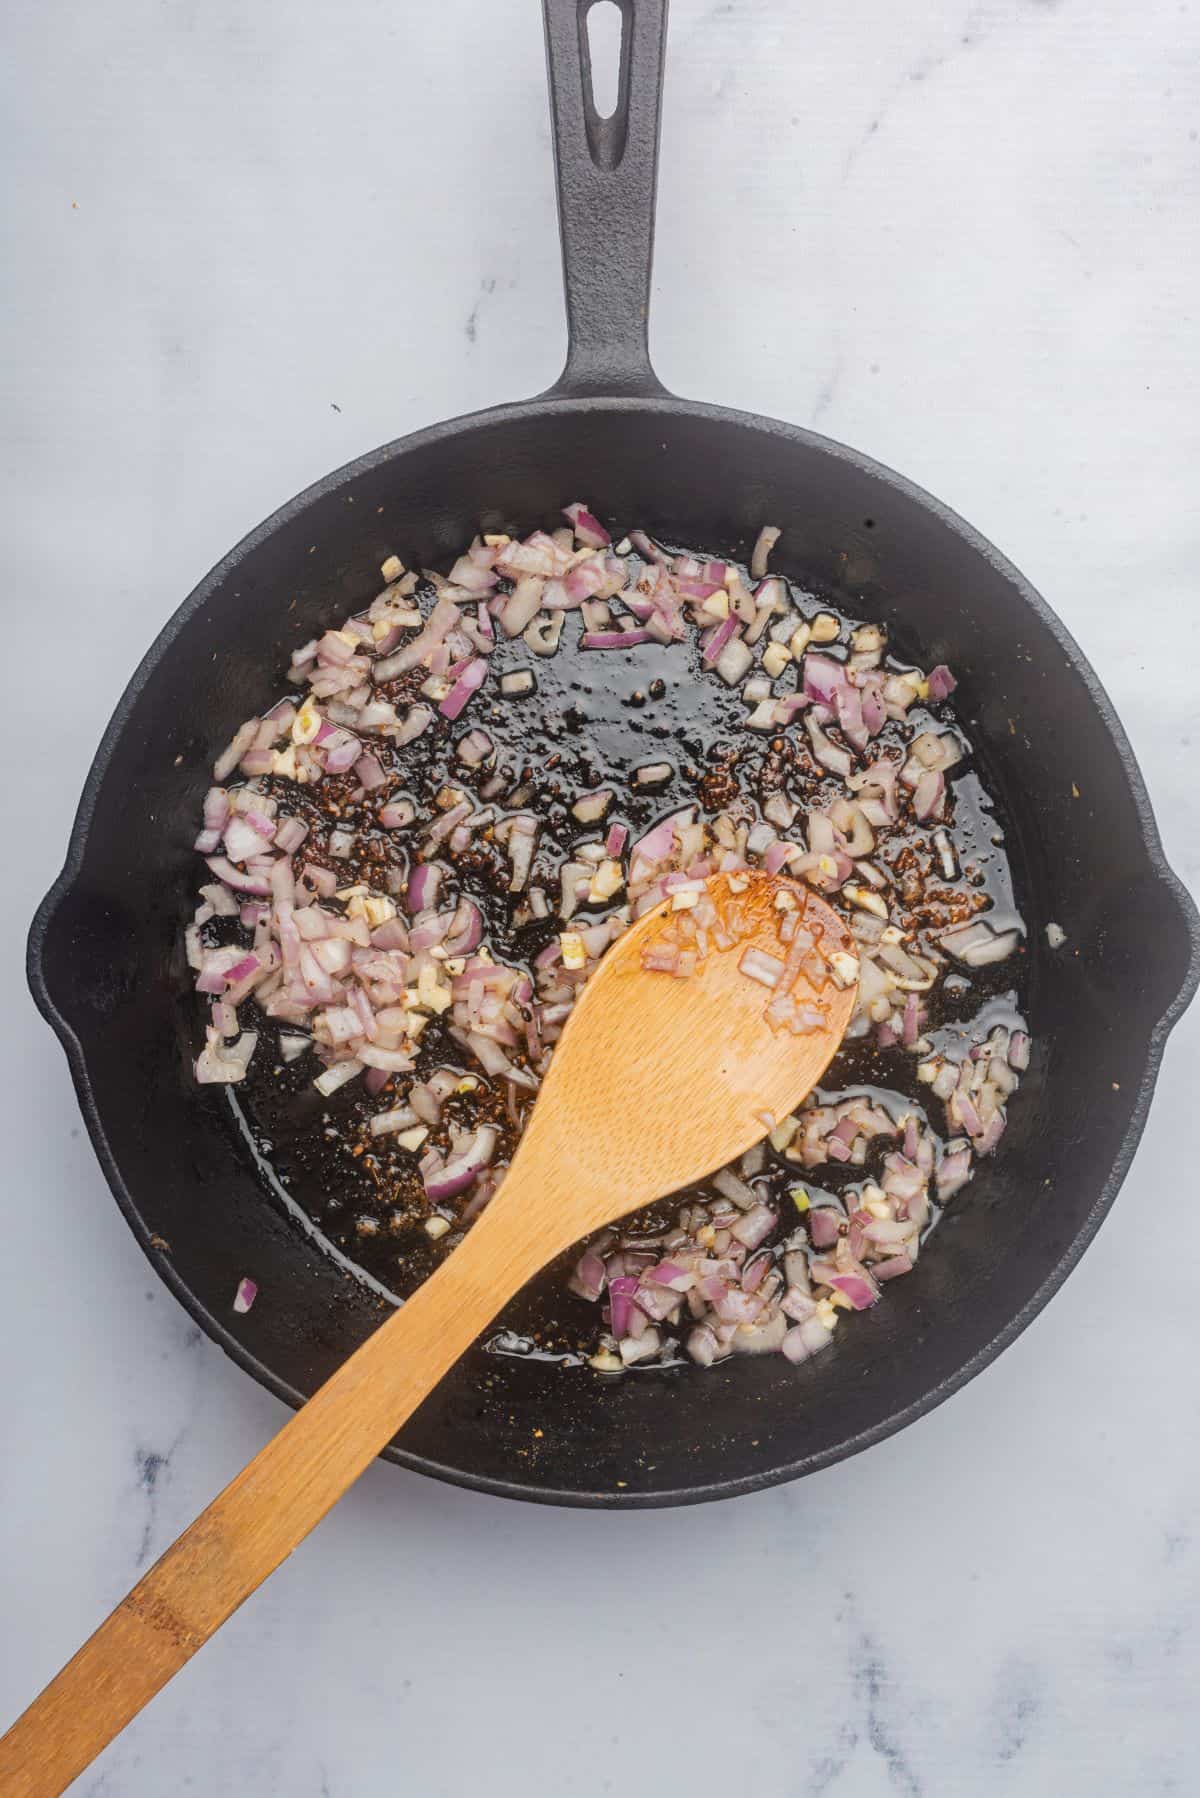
[27,0,1200,1507]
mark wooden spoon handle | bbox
[0,1193,547,1797]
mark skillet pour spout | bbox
[26,0,1200,1507]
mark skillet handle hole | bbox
[586,1,623,121]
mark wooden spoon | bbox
[0,871,857,1796]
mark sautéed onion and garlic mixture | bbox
[186,509,1029,1371]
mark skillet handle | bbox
[542,0,670,399]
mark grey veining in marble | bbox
[3,1,1198,1793]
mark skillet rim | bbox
[26,392,1200,1507]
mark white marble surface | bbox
[4,0,1199,1791]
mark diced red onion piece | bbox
[739,947,784,989]
[274,816,308,853]
[804,655,845,706]
[873,1253,914,1281]
[572,789,613,824]
[233,1276,258,1314]
[633,762,672,788]
[808,1209,842,1249]
[805,712,853,779]
[569,1250,608,1302]
[782,1316,834,1362]
[702,615,740,667]
[354,753,388,791]
[501,578,545,638]
[506,814,538,892]
[581,628,655,650]
[715,637,753,686]
[821,1269,879,1310]
[439,658,487,721]
[213,720,258,782]
[205,856,272,897]
[456,729,493,767]
[563,502,611,548]
[730,1203,776,1250]
[912,767,945,821]
[607,1274,639,1338]
[936,1144,973,1203]
[444,899,483,956]
[406,863,443,913]
[374,594,462,682]
[196,1028,258,1084]
[750,524,781,579]
[941,919,1021,967]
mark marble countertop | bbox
[4,0,1198,1791]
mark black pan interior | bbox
[31,395,1199,1505]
